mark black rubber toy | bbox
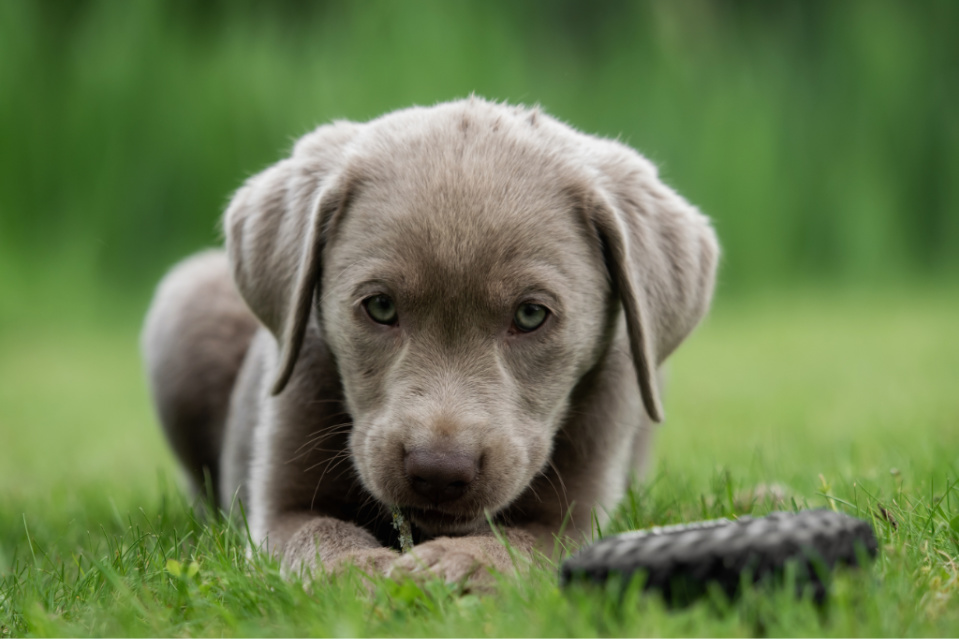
[560,509,878,605]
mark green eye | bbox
[364,294,398,325]
[514,303,548,332]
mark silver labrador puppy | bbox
[142,98,719,584]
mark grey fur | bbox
[142,98,719,584]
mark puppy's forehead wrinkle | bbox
[334,204,601,312]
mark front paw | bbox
[280,517,400,581]
[284,546,399,585]
[388,534,529,587]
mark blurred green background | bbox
[3,0,958,322]
[1,1,957,489]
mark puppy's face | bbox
[320,130,613,535]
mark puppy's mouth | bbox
[404,506,486,536]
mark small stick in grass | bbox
[391,506,414,553]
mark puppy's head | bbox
[225,99,718,535]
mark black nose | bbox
[404,449,479,504]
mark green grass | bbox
[1,286,958,636]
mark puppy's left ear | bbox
[582,143,719,423]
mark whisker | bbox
[525,482,544,503]
[290,427,352,455]
[292,425,351,452]
[289,423,354,458]
[303,450,353,474]
[545,459,572,513]
[310,455,359,510]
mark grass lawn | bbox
[1,286,957,636]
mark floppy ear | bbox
[223,122,360,395]
[583,143,719,423]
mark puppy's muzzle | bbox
[404,448,480,505]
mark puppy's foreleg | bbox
[276,515,398,580]
[389,528,537,587]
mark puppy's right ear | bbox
[224,123,360,394]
